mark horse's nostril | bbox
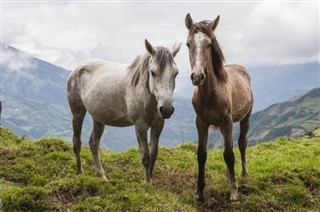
[172,107,175,113]
[191,73,195,80]
[201,73,205,80]
[159,106,164,113]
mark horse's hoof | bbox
[195,192,205,202]
[102,176,109,182]
[96,172,109,181]
[77,169,84,175]
[230,191,239,202]
[144,180,151,184]
[144,177,151,183]
[242,171,248,178]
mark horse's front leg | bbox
[150,119,164,178]
[135,124,150,182]
[195,116,209,202]
[220,115,239,201]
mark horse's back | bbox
[225,64,250,83]
[225,64,253,122]
[67,59,131,125]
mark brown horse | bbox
[185,14,253,202]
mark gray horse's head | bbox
[145,39,182,119]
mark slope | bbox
[248,87,320,145]
[0,127,319,211]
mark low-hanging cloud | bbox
[1,43,38,79]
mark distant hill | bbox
[208,88,320,148]
[0,127,319,211]
[248,87,320,145]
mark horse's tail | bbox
[67,66,87,118]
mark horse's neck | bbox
[199,63,221,97]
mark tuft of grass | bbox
[0,127,319,211]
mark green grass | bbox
[0,127,319,211]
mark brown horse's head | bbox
[185,13,225,86]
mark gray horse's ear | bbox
[185,13,193,30]
[210,15,220,31]
[172,42,182,57]
[145,39,155,56]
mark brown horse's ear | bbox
[210,15,220,31]
[172,42,182,57]
[185,13,193,30]
[145,39,155,56]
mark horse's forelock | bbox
[153,47,174,72]
[127,47,175,88]
[189,21,212,38]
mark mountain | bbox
[208,88,320,149]
[175,63,320,112]
[1,43,72,139]
[1,127,319,211]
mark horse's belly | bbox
[89,110,134,127]
[231,92,253,122]
[232,106,250,123]
[104,115,134,127]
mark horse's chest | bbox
[192,92,229,126]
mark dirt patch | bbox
[152,167,197,195]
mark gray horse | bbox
[67,39,181,182]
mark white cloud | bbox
[1,44,38,79]
[225,1,319,66]
[1,1,318,72]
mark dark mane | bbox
[127,53,151,88]
[190,21,227,82]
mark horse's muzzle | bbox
[191,72,205,86]
[159,106,174,119]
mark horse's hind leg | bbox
[89,120,107,181]
[72,110,86,174]
[238,110,251,177]
[68,93,86,175]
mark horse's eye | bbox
[207,43,212,49]
[151,71,156,77]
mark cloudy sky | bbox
[1,0,319,74]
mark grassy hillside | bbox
[0,127,319,211]
[249,87,320,144]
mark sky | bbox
[1,0,319,75]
